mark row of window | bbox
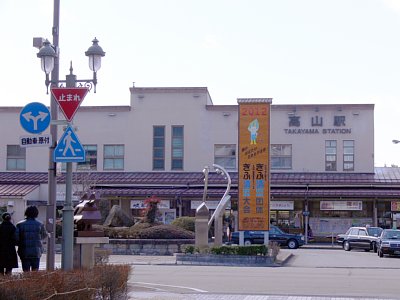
[270,141,354,171]
[325,140,354,171]
[6,126,186,171]
[6,139,355,172]
[152,126,184,170]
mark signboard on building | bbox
[191,200,231,210]
[320,201,362,211]
[237,98,272,231]
[130,200,170,209]
[270,201,294,210]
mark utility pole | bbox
[46,0,60,271]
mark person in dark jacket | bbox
[16,206,47,272]
[0,212,18,275]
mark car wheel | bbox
[244,239,252,246]
[379,249,384,258]
[372,242,377,253]
[343,241,351,251]
[287,239,299,249]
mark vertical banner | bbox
[237,98,272,231]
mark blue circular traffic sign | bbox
[19,102,51,134]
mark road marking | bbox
[134,281,208,293]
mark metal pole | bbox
[62,162,74,270]
[61,67,77,271]
[46,0,60,271]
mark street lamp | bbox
[36,39,56,93]
[36,37,105,271]
[37,38,105,93]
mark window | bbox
[153,126,165,170]
[271,144,292,169]
[343,140,354,171]
[325,140,337,171]
[171,126,183,170]
[103,145,124,170]
[214,144,236,169]
[77,145,97,171]
[7,145,26,170]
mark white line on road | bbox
[134,281,208,293]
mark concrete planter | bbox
[175,253,276,266]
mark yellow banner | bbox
[238,100,271,231]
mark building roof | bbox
[1,167,399,199]
[0,184,39,197]
[0,167,398,185]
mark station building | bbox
[0,86,399,237]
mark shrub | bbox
[0,264,130,300]
[182,244,197,254]
[137,224,195,239]
[182,244,210,254]
[171,217,195,232]
[210,245,268,256]
[99,222,195,239]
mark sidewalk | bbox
[302,242,341,250]
[15,242,340,272]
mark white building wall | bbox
[0,88,374,174]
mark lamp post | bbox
[37,32,105,270]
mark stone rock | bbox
[103,205,134,227]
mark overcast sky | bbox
[1,0,400,167]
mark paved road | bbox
[126,248,400,300]
[14,247,400,300]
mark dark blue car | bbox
[231,225,305,249]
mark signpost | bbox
[19,102,51,134]
[19,102,52,148]
[54,125,85,163]
[51,87,89,121]
[50,86,88,270]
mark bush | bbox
[171,217,195,232]
[99,222,195,239]
[0,264,130,300]
[210,245,268,256]
[137,224,195,239]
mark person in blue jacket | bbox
[16,206,47,272]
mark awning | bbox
[0,184,39,197]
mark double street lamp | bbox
[35,37,105,270]
[37,38,105,93]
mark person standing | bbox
[16,206,47,272]
[0,212,18,275]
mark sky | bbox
[1,0,400,167]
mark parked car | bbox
[377,229,400,258]
[336,226,382,252]
[231,225,305,249]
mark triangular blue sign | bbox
[54,125,85,163]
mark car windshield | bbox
[383,230,400,240]
[367,227,382,237]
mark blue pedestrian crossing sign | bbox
[19,102,51,134]
[54,125,85,163]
